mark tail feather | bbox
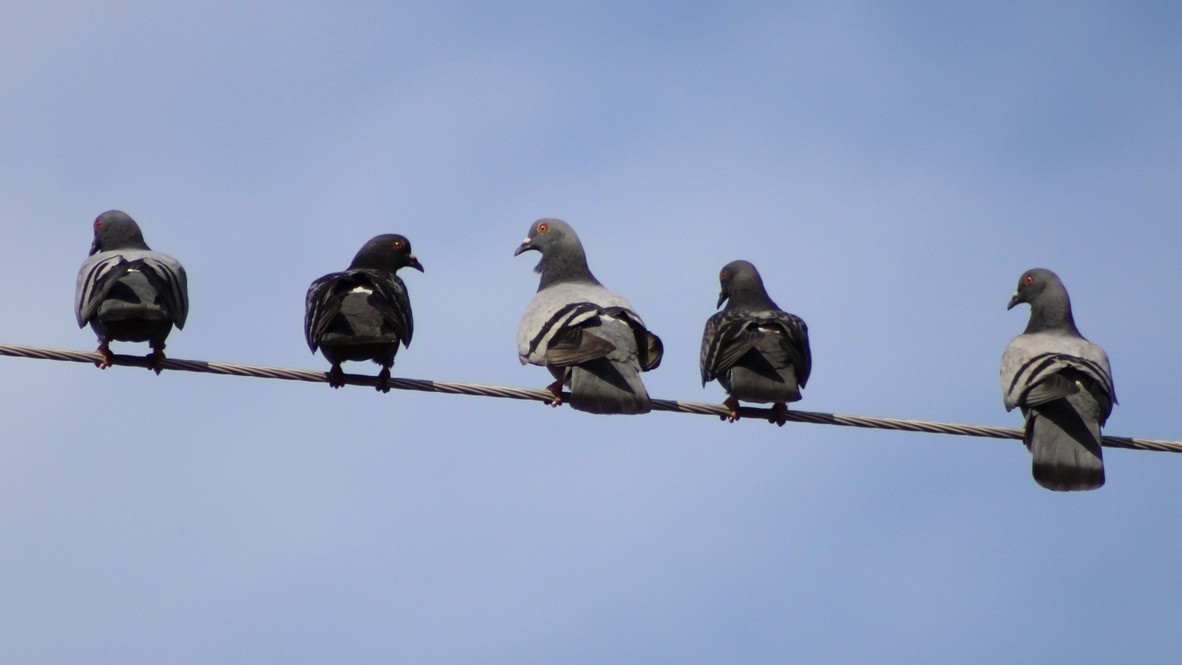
[569,359,651,415]
[96,299,171,322]
[1025,397,1105,492]
[725,364,801,404]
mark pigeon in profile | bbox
[305,234,423,392]
[700,260,811,426]
[1001,268,1116,491]
[515,218,663,414]
[75,210,189,373]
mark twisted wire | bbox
[1,342,1176,454]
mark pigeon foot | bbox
[722,396,741,423]
[95,341,113,369]
[769,402,788,427]
[376,366,392,393]
[147,348,166,375]
[545,380,564,408]
[327,364,346,389]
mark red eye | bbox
[93,218,103,230]
[720,270,728,280]
[1024,275,1034,285]
[537,222,549,234]
[394,239,405,250]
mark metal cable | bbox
[1,342,1176,453]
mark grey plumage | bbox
[74,210,188,372]
[700,260,811,425]
[515,218,662,414]
[1000,268,1116,491]
[305,234,423,392]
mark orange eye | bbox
[537,222,549,234]
[1024,275,1034,285]
[93,218,103,230]
[394,239,405,250]
[720,269,728,280]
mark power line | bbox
[1,342,1177,454]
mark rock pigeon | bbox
[700,260,811,426]
[305,234,423,392]
[74,210,189,373]
[1001,268,1116,491]
[515,218,662,414]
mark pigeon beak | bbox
[89,236,101,255]
[716,291,729,309]
[514,237,534,256]
[408,254,424,272]
[1007,292,1022,310]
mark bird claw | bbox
[147,349,166,375]
[723,397,740,423]
[769,403,788,427]
[95,342,113,370]
[376,367,392,393]
[545,380,564,408]
[327,365,345,389]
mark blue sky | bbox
[2,2,1181,662]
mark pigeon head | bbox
[90,210,150,255]
[514,218,597,288]
[1008,268,1078,334]
[513,218,580,257]
[716,260,778,310]
[349,234,424,273]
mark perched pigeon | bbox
[700,260,811,426]
[515,218,662,414]
[1001,268,1116,491]
[305,234,423,392]
[75,210,189,373]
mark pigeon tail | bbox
[724,362,802,405]
[96,299,172,323]
[1025,395,1105,492]
[336,291,402,340]
[568,360,652,415]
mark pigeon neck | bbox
[726,281,779,311]
[349,255,387,272]
[1024,291,1080,335]
[102,228,150,252]
[537,244,600,290]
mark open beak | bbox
[408,255,424,272]
[1007,292,1021,310]
[514,236,534,256]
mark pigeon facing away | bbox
[515,218,663,414]
[305,234,423,392]
[700,260,811,426]
[75,210,189,373]
[1001,268,1116,491]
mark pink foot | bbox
[722,396,740,423]
[545,380,564,407]
[95,341,113,369]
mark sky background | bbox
[2,2,1181,662]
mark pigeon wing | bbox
[135,252,189,329]
[75,253,135,327]
[1001,333,1115,419]
[363,270,414,347]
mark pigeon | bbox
[75,210,189,373]
[305,234,423,392]
[515,218,663,414]
[700,260,811,426]
[1001,268,1116,491]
